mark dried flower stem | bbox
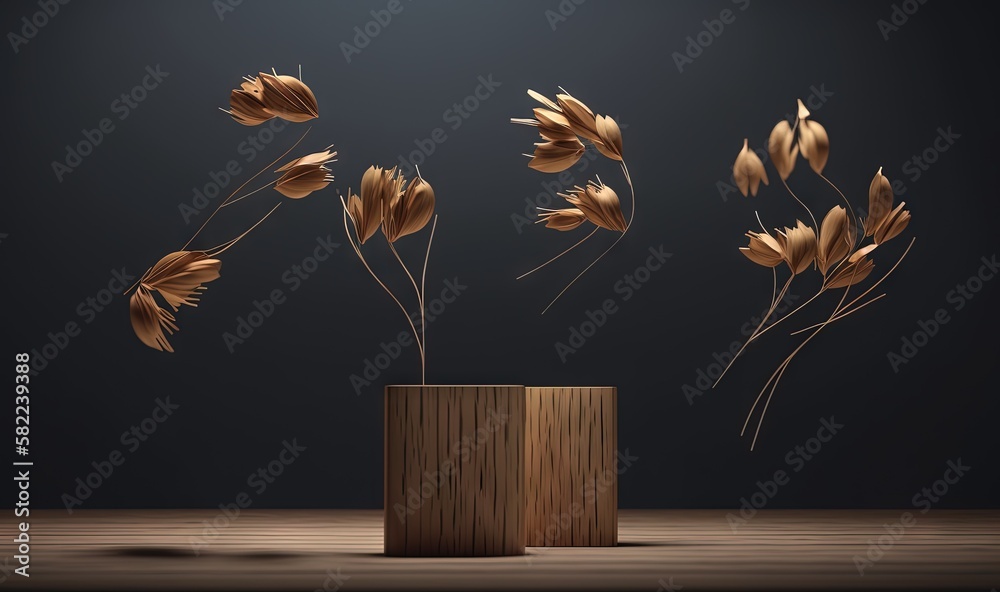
[219,181,279,208]
[540,160,635,315]
[780,176,818,233]
[714,274,794,388]
[744,260,862,450]
[205,203,283,257]
[387,239,426,384]
[341,199,425,369]
[517,227,599,280]
[182,128,311,251]
[419,216,439,384]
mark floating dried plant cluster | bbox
[512,89,635,313]
[719,100,915,449]
[341,166,438,384]
[129,69,334,352]
[225,70,319,126]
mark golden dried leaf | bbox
[595,115,623,161]
[874,202,911,244]
[538,207,587,231]
[561,180,626,232]
[797,98,811,120]
[740,231,785,268]
[768,120,798,181]
[733,138,769,197]
[798,119,830,174]
[275,147,336,199]
[528,139,586,173]
[827,254,875,289]
[130,287,179,352]
[817,205,854,274]
[258,73,319,123]
[531,108,578,143]
[527,89,560,112]
[385,176,435,242]
[129,251,222,352]
[556,92,600,141]
[348,166,402,244]
[776,220,817,275]
[865,167,894,237]
[228,77,270,126]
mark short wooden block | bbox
[525,386,618,546]
[384,385,526,556]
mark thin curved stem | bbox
[386,238,424,383]
[540,160,636,315]
[744,258,862,449]
[832,238,916,318]
[780,176,818,232]
[181,128,310,251]
[818,173,859,245]
[388,240,422,311]
[517,227,599,280]
[205,203,282,257]
[341,199,425,368]
[750,285,827,344]
[790,294,888,335]
[713,275,794,388]
[420,216,438,385]
[220,181,278,209]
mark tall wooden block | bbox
[525,386,618,546]
[384,385,526,556]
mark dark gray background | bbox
[3,0,997,510]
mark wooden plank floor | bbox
[3,510,998,591]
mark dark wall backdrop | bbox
[3,0,997,510]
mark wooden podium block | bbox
[384,385,526,556]
[525,386,618,546]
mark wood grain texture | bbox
[4,510,998,590]
[525,386,617,546]
[384,385,525,556]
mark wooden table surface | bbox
[3,509,998,591]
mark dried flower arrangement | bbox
[340,167,438,384]
[719,100,915,449]
[512,89,634,313]
[128,69,335,352]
